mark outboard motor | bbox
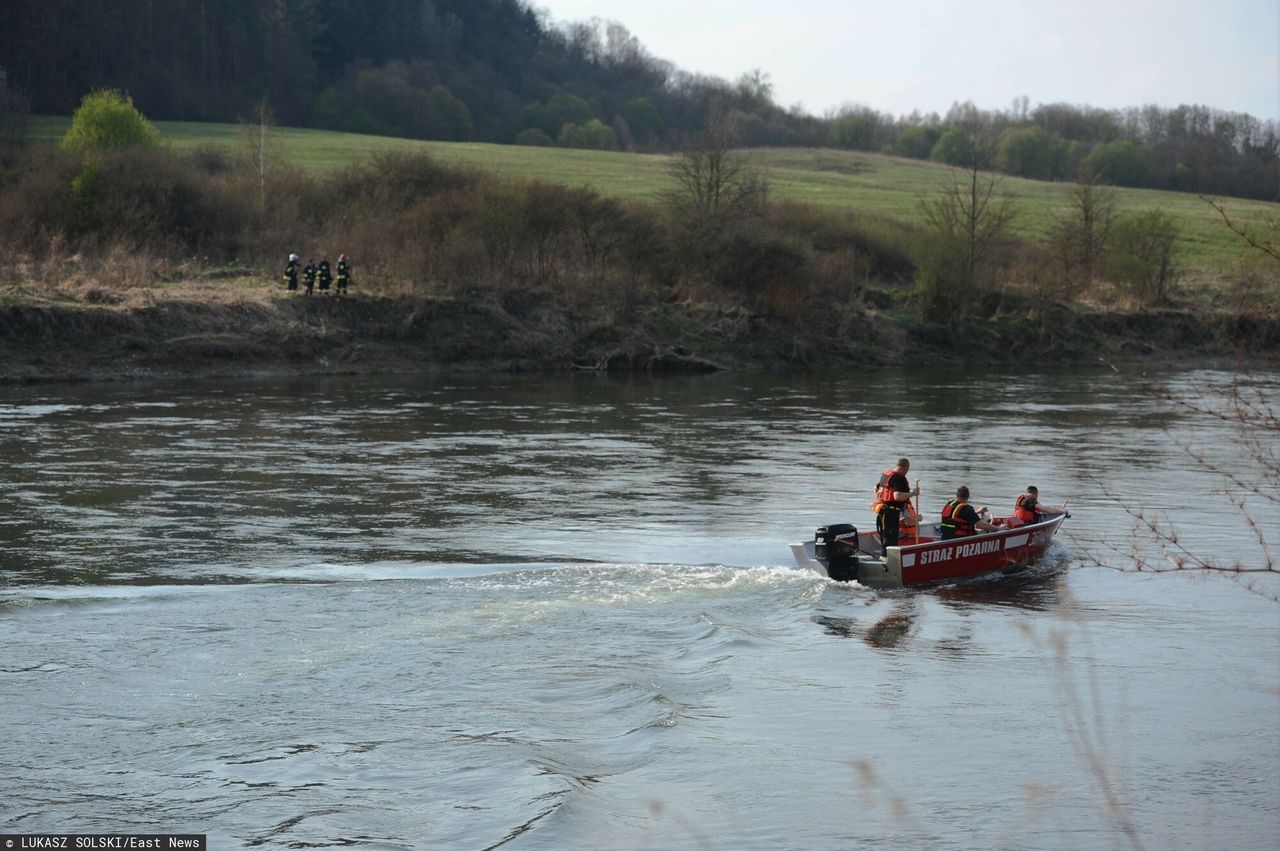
[815,523,859,582]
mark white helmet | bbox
[289,253,299,262]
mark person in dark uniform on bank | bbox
[283,253,299,292]
[303,259,317,296]
[317,256,332,294]
[940,485,999,540]
[336,253,351,295]
[874,457,920,556]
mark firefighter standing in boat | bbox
[873,457,920,556]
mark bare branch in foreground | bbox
[1072,369,1279,603]
[1200,196,1280,265]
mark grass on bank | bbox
[26,116,1280,271]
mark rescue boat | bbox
[790,514,1067,589]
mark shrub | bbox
[766,201,915,282]
[1107,210,1180,306]
[68,157,106,230]
[75,148,243,254]
[0,148,80,252]
[558,119,617,150]
[329,151,480,215]
[0,147,245,257]
[62,89,159,152]
[514,128,553,147]
[713,226,810,300]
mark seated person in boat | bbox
[940,486,999,540]
[873,457,920,555]
[1012,486,1068,525]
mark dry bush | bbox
[768,201,916,282]
[1106,210,1180,307]
[812,246,874,307]
[1222,257,1280,319]
[329,150,480,215]
[521,181,577,284]
[1004,243,1061,316]
[0,147,250,260]
[560,268,660,328]
[0,148,80,254]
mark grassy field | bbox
[27,116,1279,270]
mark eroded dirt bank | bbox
[1,288,1274,384]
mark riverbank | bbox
[2,282,1274,384]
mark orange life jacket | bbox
[1014,493,1039,524]
[940,499,975,537]
[874,468,908,514]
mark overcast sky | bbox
[533,0,1280,120]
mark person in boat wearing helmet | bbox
[940,485,999,540]
[1013,486,1069,525]
[873,457,920,556]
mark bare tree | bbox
[662,116,768,233]
[1051,166,1116,299]
[916,137,1017,322]
[240,99,275,211]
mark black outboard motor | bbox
[815,523,859,582]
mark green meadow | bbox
[26,116,1278,270]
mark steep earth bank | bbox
[1,289,1274,384]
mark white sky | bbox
[533,0,1280,120]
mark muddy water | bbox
[1,369,1277,849]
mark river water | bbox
[1,369,1277,850]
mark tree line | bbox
[2,0,1277,201]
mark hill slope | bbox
[26,116,1280,270]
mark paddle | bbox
[914,479,921,545]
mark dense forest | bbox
[2,0,1277,200]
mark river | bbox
[1,368,1277,849]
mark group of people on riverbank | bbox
[283,253,353,296]
[873,457,1068,554]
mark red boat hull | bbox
[895,516,1064,585]
[792,514,1066,588]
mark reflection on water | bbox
[814,607,917,649]
[930,551,1069,612]
[813,552,1068,651]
